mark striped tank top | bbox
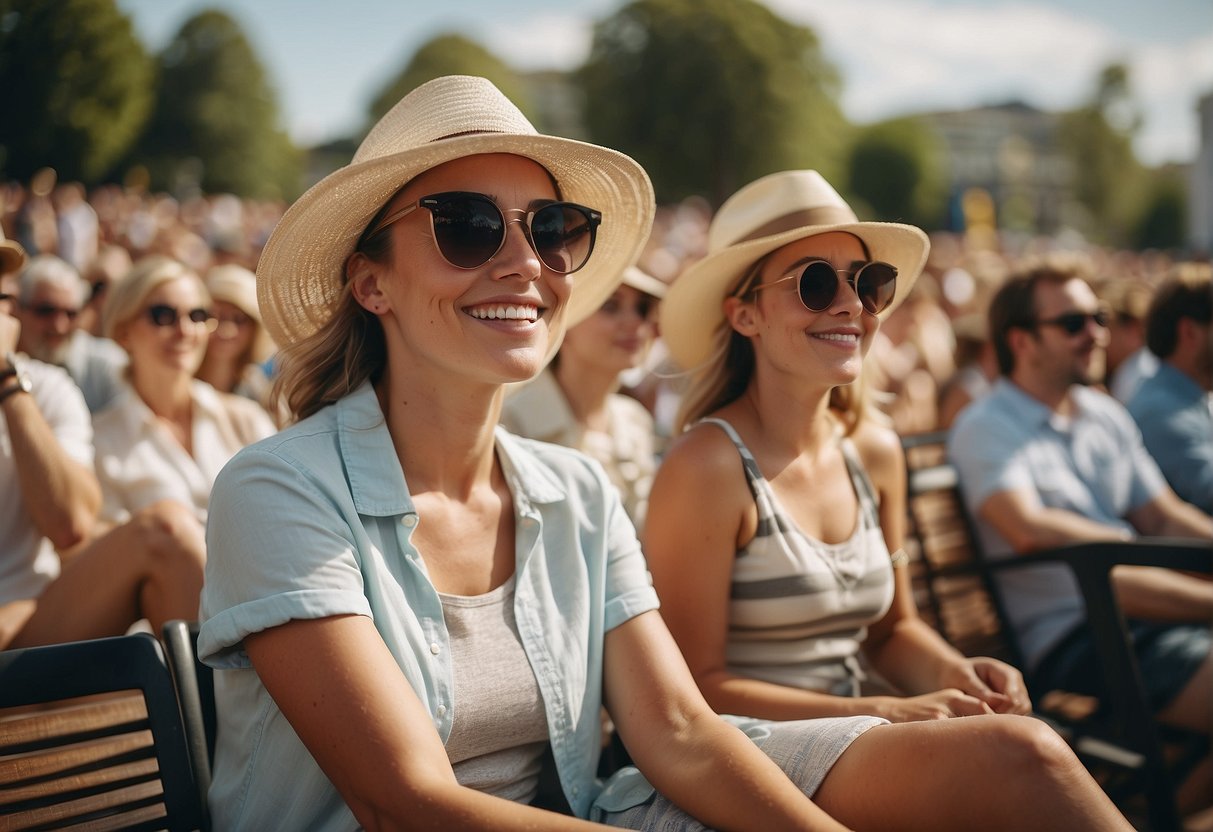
[703,417,895,697]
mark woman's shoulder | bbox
[660,418,749,482]
[845,419,904,483]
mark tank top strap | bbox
[696,417,774,527]
[837,436,881,529]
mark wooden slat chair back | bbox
[0,633,204,832]
[900,430,1211,832]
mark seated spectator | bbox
[1127,263,1212,513]
[94,255,275,526]
[16,253,126,412]
[936,312,997,429]
[948,259,1212,809]
[0,231,201,650]
[648,169,1031,725]
[501,266,666,530]
[196,263,279,421]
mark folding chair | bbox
[0,632,206,831]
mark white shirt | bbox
[0,358,94,605]
[92,379,275,524]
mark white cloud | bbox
[481,13,594,71]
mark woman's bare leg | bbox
[11,499,205,649]
[813,715,1133,832]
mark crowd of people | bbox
[1,74,1210,830]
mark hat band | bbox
[731,205,858,246]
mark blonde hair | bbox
[101,255,209,343]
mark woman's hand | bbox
[867,690,993,722]
[938,657,1033,715]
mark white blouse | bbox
[92,379,276,524]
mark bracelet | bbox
[0,380,28,405]
[890,548,910,568]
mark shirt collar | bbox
[335,382,568,516]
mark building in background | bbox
[1188,90,1213,255]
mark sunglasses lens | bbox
[431,196,504,269]
[148,305,176,326]
[797,262,840,311]
[531,204,596,274]
[856,262,898,314]
[188,308,211,325]
[1092,310,1110,329]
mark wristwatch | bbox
[0,351,31,404]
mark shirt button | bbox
[402,515,417,527]
[436,704,447,717]
[429,642,441,655]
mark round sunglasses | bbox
[362,191,603,275]
[749,259,898,315]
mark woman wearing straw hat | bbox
[644,170,1131,829]
[501,265,667,531]
[196,263,280,421]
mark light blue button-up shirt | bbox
[948,379,1167,667]
[199,382,660,830]
[1127,362,1213,513]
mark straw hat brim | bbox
[0,240,27,275]
[661,221,929,371]
[621,266,668,300]
[257,134,654,351]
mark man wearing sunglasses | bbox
[948,260,1212,778]
[15,253,126,413]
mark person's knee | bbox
[987,715,1076,776]
[131,500,207,571]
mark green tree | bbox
[1133,171,1187,250]
[368,34,532,132]
[846,117,947,230]
[0,0,152,182]
[130,10,300,199]
[577,0,848,205]
[1058,64,1147,246]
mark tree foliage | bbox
[368,34,533,133]
[130,9,300,200]
[1058,64,1148,246]
[0,0,152,182]
[1132,171,1187,250]
[846,117,947,230]
[577,0,848,205]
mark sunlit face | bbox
[120,276,213,378]
[359,153,574,386]
[738,231,877,387]
[560,284,659,376]
[1024,278,1109,388]
[17,282,82,365]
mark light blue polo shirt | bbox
[948,379,1167,667]
[199,382,661,830]
[1127,363,1213,513]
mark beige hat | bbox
[256,75,655,349]
[205,264,276,363]
[660,170,929,371]
[0,227,27,275]
[621,266,668,300]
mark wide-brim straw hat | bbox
[256,75,655,350]
[621,266,668,300]
[205,264,276,363]
[0,228,27,275]
[661,170,929,371]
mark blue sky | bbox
[115,0,1213,166]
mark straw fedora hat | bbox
[205,264,276,363]
[660,170,929,371]
[256,75,655,349]
[0,227,27,275]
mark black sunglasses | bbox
[363,191,603,274]
[1035,310,1109,335]
[146,304,216,330]
[750,260,898,315]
